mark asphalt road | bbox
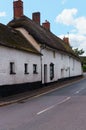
[0,76,86,130]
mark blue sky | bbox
[0,0,86,55]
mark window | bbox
[53,51,56,58]
[10,62,16,74]
[33,64,38,74]
[61,54,63,60]
[24,63,29,74]
[50,63,54,80]
[73,59,75,70]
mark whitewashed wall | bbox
[41,48,82,84]
[15,27,83,84]
[41,48,54,83]
[0,46,41,86]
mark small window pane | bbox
[50,63,54,80]
[10,62,16,74]
[24,63,29,74]
[33,64,38,74]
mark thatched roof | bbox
[0,23,40,54]
[8,15,80,60]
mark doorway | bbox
[44,64,47,83]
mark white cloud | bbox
[55,8,86,35]
[75,17,86,35]
[55,8,77,25]
[59,33,86,55]
[70,34,86,55]
[55,8,86,55]
[0,12,6,17]
[62,0,67,4]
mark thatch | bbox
[0,23,40,54]
[8,15,80,60]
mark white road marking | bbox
[75,91,80,94]
[37,96,71,115]
[37,105,55,115]
[75,88,85,94]
[57,97,71,105]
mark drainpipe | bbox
[40,52,43,85]
[40,44,46,85]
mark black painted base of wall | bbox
[0,75,83,97]
[58,75,83,82]
[0,81,42,97]
[42,75,83,87]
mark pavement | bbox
[0,76,84,107]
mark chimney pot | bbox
[42,20,50,31]
[32,12,40,25]
[63,37,70,45]
[13,0,23,19]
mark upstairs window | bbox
[24,63,29,74]
[61,54,63,60]
[33,64,38,74]
[10,62,16,74]
[53,51,56,58]
[73,59,75,70]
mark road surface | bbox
[0,76,86,130]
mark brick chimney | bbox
[42,20,50,31]
[63,37,70,45]
[13,0,23,19]
[32,12,40,25]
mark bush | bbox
[82,65,86,72]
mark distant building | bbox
[0,0,82,96]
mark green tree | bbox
[73,48,84,56]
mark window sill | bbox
[24,72,29,75]
[33,72,38,74]
[50,77,54,80]
[10,72,16,75]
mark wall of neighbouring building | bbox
[41,48,82,84]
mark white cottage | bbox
[0,24,41,96]
[0,0,82,96]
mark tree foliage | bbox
[73,48,84,56]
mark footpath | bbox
[0,76,85,107]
